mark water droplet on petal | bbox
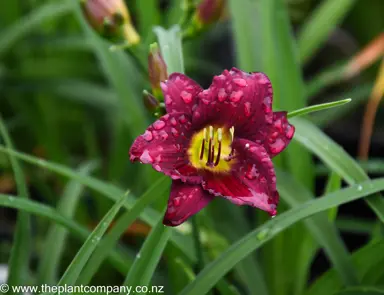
[271,132,279,139]
[230,91,243,102]
[274,119,283,132]
[153,120,165,130]
[139,150,153,164]
[143,130,153,141]
[173,197,181,207]
[244,102,251,117]
[165,95,172,105]
[180,91,193,103]
[218,88,227,102]
[286,125,294,139]
[269,138,285,154]
[259,75,270,85]
[202,98,210,105]
[234,78,247,87]
[170,117,177,126]
[171,128,179,137]
[159,130,169,140]
[245,165,259,180]
[161,82,168,92]
[179,115,188,124]
[262,97,272,113]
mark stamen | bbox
[209,142,215,167]
[199,139,205,160]
[217,128,223,142]
[206,126,213,165]
[214,141,222,166]
[199,128,207,160]
[213,128,223,166]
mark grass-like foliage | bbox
[0,1,383,295]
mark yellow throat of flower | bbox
[188,126,235,173]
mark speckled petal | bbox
[163,181,214,226]
[129,112,202,183]
[191,68,273,132]
[249,111,295,157]
[161,73,203,115]
[202,139,279,215]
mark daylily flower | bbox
[130,68,295,226]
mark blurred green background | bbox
[0,0,383,295]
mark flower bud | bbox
[148,43,168,98]
[82,0,140,45]
[143,90,166,117]
[143,90,160,111]
[194,0,225,27]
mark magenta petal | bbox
[129,112,202,183]
[202,139,279,215]
[249,111,295,157]
[192,68,273,131]
[163,181,214,226]
[161,73,203,115]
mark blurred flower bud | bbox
[148,43,168,98]
[82,0,140,45]
[143,90,160,111]
[195,0,225,27]
[143,90,165,117]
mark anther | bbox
[206,126,213,165]
[217,128,223,142]
[199,128,207,160]
[229,126,235,142]
[213,128,223,166]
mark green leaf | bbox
[310,83,373,127]
[0,0,72,57]
[121,218,171,292]
[208,201,269,295]
[293,118,384,222]
[277,170,358,286]
[0,194,131,275]
[324,172,342,221]
[37,161,98,285]
[287,99,351,118]
[50,80,118,110]
[57,191,129,287]
[306,239,384,295]
[334,287,384,295]
[336,218,375,235]
[153,25,185,73]
[179,179,384,295]
[298,0,357,64]
[0,115,31,290]
[135,0,160,42]
[0,145,196,262]
[228,0,262,71]
[77,177,169,284]
[316,160,384,176]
